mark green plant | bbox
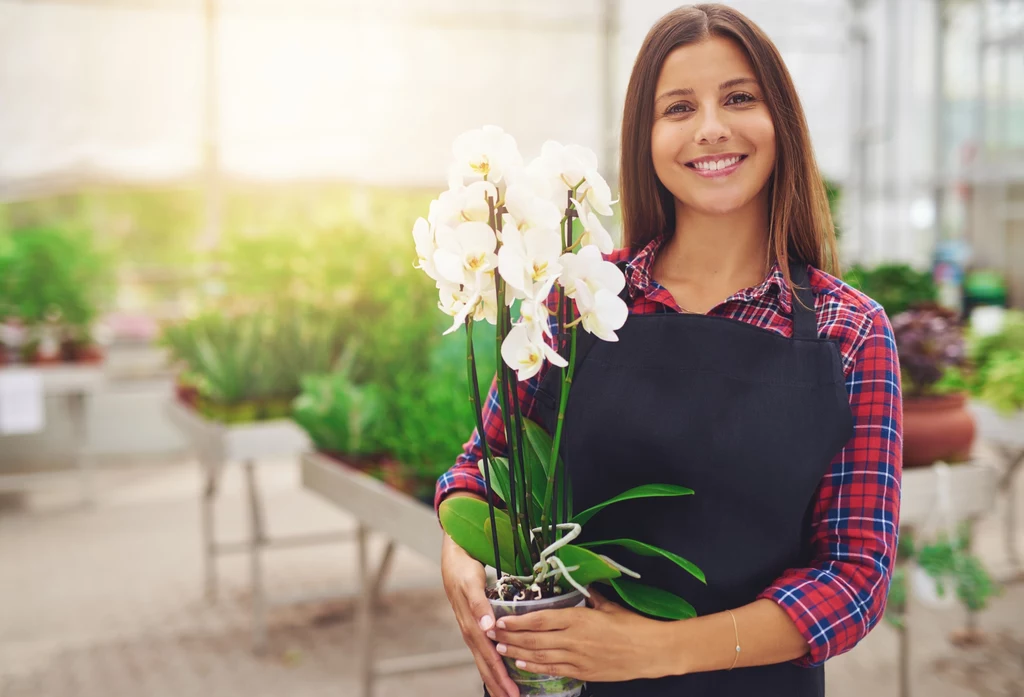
[845,264,937,318]
[292,366,385,456]
[0,226,114,340]
[886,526,999,627]
[968,310,1024,413]
[160,304,347,421]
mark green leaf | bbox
[485,514,532,577]
[571,484,694,527]
[478,457,511,507]
[553,544,621,587]
[579,538,705,584]
[605,577,696,620]
[523,418,554,476]
[522,416,572,521]
[439,497,515,571]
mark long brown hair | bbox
[619,4,839,279]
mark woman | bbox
[436,5,902,697]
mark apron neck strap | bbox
[788,261,818,340]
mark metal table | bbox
[970,401,1024,577]
[301,451,475,697]
[164,399,354,650]
[0,363,105,504]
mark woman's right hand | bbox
[441,530,520,697]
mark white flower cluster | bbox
[413,125,628,380]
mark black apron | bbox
[506,262,852,697]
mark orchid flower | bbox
[500,322,567,381]
[497,219,563,300]
[433,221,499,287]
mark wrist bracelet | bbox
[726,609,741,670]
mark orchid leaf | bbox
[605,577,697,620]
[554,544,621,587]
[579,538,705,584]
[439,497,515,572]
[484,514,532,577]
[571,484,693,527]
[477,457,512,507]
[523,416,573,520]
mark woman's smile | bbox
[684,153,749,179]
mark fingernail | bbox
[479,615,494,630]
[496,643,507,654]
[496,619,506,629]
[516,659,527,669]
[486,630,496,640]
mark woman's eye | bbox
[665,103,692,115]
[726,92,756,105]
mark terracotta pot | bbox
[903,392,976,468]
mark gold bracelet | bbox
[726,609,741,670]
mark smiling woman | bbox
[436,5,902,697]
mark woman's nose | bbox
[694,107,730,145]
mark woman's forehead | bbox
[655,38,757,95]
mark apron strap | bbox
[788,261,819,340]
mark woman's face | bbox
[650,37,776,217]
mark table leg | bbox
[200,454,220,602]
[67,391,94,506]
[244,458,268,651]
[357,524,374,697]
[997,446,1024,573]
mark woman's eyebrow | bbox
[655,77,758,102]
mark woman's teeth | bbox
[692,156,742,171]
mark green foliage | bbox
[291,368,384,456]
[845,264,938,318]
[968,310,1024,413]
[886,525,1000,626]
[160,303,345,418]
[606,576,697,620]
[0,226,114,336]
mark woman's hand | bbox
[488,588,673,682]
[441,532,520,697]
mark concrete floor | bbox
[0,456,1022,697]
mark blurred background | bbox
[0,1,1022,696]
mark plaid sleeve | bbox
[757,308,903,666]
[435,288,565,514]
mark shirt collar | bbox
[624,235,792,312]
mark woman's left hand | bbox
[487,588,674,682]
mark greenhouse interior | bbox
[1,0,1023,696]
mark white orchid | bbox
[433,221,499,287]
[579,169,615,216]
[412,217,442,282]
[570,199,614,254]
[448,125,523,188]
[574,283,628,342]
[558,244,625,300]
[439,273,498,336]
[497,219,563,300]
[519,281,556,338]
[504,184,561,234]
[537,140,598,190]
[500,322,568,381]
[430,181,498,229]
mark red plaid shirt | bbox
[435,236,903,667]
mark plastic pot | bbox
[489,588,586,697]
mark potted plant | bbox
[845,263,938,318]
[419,127,704,697]
[892,304,975,468]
